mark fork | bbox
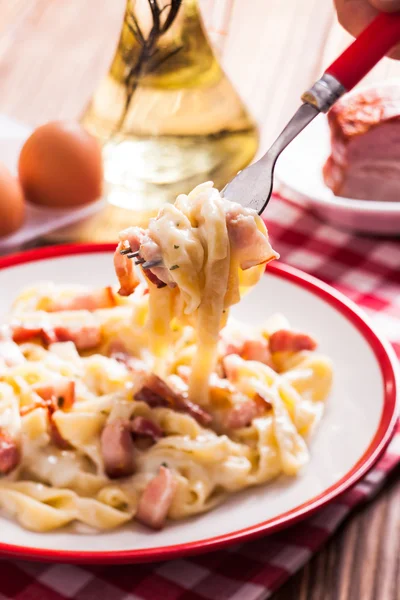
[223,11,400,214]
[122,11,400,268]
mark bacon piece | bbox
[48,421,71,450]
[142,268,166,289]
[175,396,212,426]
[130,416,162,442]
[11,324,101,351]
[135,386,167,408]
[12,326,56,345]
[135,374,212,426]
[269,330,317,353]
[226,391,272,429]
[0,429,20,474]
[0,340,25,367]
[52,326,101,350]
[30,380,76,449]
[33,380,75,411]
[222,340,243,357]
[47,287,117,312]
[114,243,140,297]
[100,418,135,478]
[241,339,271,364]
[226,397,266,429]
[136,466,177,530]
[225,204,278,270]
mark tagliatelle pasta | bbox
[0,183,333,533]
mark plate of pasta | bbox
[0,183,397,564]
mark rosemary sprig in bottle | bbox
[116,0,183,131]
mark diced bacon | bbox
[49,420,71,450]
[142,268,167,289]
[12,325,56,346]
[269,330,317,353]
[225,204,278,270]
[240,339,272,365]
[221,338,273,367]
[226,397,266,429]
[114,243,140,297]
[135,374,212,426]
[11,324,101,351]
[0,429,20,474]
[52,326,101,350]
[0,340,25,367]
[100,418,135,478]
[226,401,255,429]
[30,380,75,449]
[136,466,177,530]
[175,396,212,426]
[135,374,176,408]
[223,341,243,356]
[47,287,117,312]
[135,386,167,408]
[130,416,162,442]
[33,380,75,411]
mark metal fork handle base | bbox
[301,73,346,113]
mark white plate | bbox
[0,245,397,563]
[274,113,400,236]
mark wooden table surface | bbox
[0,1,399,598]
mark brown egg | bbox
[18,121,103,208]
[0,162,25,237]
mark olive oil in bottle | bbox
[73,0,258,241]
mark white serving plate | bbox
[0,245,397,563]
[274,112,400,236]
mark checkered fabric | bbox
[0,194,399,600]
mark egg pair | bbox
[0,122,103,237]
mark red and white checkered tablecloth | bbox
[0,194,399,600]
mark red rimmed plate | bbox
[0,244,397,564]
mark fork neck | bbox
[301,73,346,113]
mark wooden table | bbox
[0,1,399,598]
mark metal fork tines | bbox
[120,247,162,269]
[141,260,162,269]
[120,247,137,256]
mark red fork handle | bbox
[325,12,400,91]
